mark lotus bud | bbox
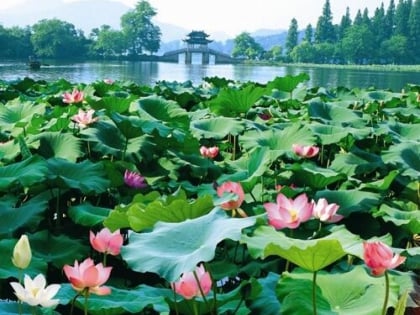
[12,235,32,269]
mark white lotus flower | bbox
[10,274,60,308]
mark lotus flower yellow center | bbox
[30,287,40,297]
[289,209,298,222]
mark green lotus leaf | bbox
[330,147,384,177]
[286,162,347,189]
[191,117,246,139]
[56,283,171,315]
[0,139,20,162]
[359,170,399,191]
[381,122,420,142]
[109,112,145,139]
[241,225,359,272]
[314,189,381,217]
[373,204,420,234]
[248,272,282,315]
[241,123,316,158]
[207,84,267,117]
[277,266,409,315]
[30,230,89,268]
[0,238,47,280]
[68,203,112,227]
[46,158,110,195]
[28,131,82,162]
[125,193,214,232]
[382,142,420,179]
[0,155,47,191]
[267,73,310,94]
[0,99,46,132]
[308,100,366,127]
[362,90,398,102]
[92,95,133,114]
[0,301,61,315]
[130,95,190,130]
[309,124,350,145]
[0,192,49,235]
[122,208,256,281]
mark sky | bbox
[0,0,390,36]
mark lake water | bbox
[1,60,419,91]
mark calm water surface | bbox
[1,60,419,91]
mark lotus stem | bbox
[193,270,210,309]
[312,271,318,315]
[381,271,390,315]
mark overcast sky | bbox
[1,0,390,36]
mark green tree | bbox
[315,0,336,43]
[304,24,313,43]
[290,41,316,62]
[408,0,420,61]
[121,0,161,57]
[7,26,33,58]
[395,0,412,36]
[341,24,374,64]
[353,10,363,26]
[90,25,126,58]
[232,32,264,60]
[338,7,352,40]
[385,0,396,37]
[264,45,283,61]
[313,42,336,63]
[31,18,87,58]
[286,18,299,55]
[372,4,387,47]
[380,34,408,63]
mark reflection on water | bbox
[0,60,419,91]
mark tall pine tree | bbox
[286,18,299,55]
[315,0,336,43]
[408,0,420,61]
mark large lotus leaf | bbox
[207,84,267,117]
[28,131,82,162]
[382,142,420,179]
[0,99,46,132]
[92,95,133,114]
[68,203,112,227]
[248,272,282,315]
[218,146,271,191]
[0,301,60,315]
[122,208,256,281]
[0,192,49,234]
[314,189,381,217]
[359,170,399,191]
[109,112,145,139]
[308,101,366,127]
[330,147,384,177]
[374,204,420,234]
[191,117,246,139]
[0,155,47,191]
[241,225,360,272]
[80,120,153,159]
[0,238,46,279]
[277,266,406,315]
[309,124,350,145]
[46,158,110,194]
[0,139,20,162]
[56,283,171,315]
[286,162,347,189]
[130,95,190,130]
[381,122,420,142]
[361,90,399,102]
[30,230,89,268]
[125,193,214,232]
[241,123,316,157]
[267,73,310,93]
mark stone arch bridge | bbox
[160,47,239,65]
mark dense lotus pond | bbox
[0,74,419,315]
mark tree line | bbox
[234,0,420,64]
[0,0,419,65]
[0,1,160,60]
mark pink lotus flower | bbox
[90,228,123,256]
[63,258,112,295]
[62,88,84,104]
[363,241,406,276]
[172,264,212,300]
[216,181,245,215]
[200,146,219,159]
[312,198,343,223]
[264,193,313,229]
[124,170,147,189]
[292,144,319,158]
[72,109,99,128]
[103,79,114,84]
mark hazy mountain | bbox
[0,0,287,53]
